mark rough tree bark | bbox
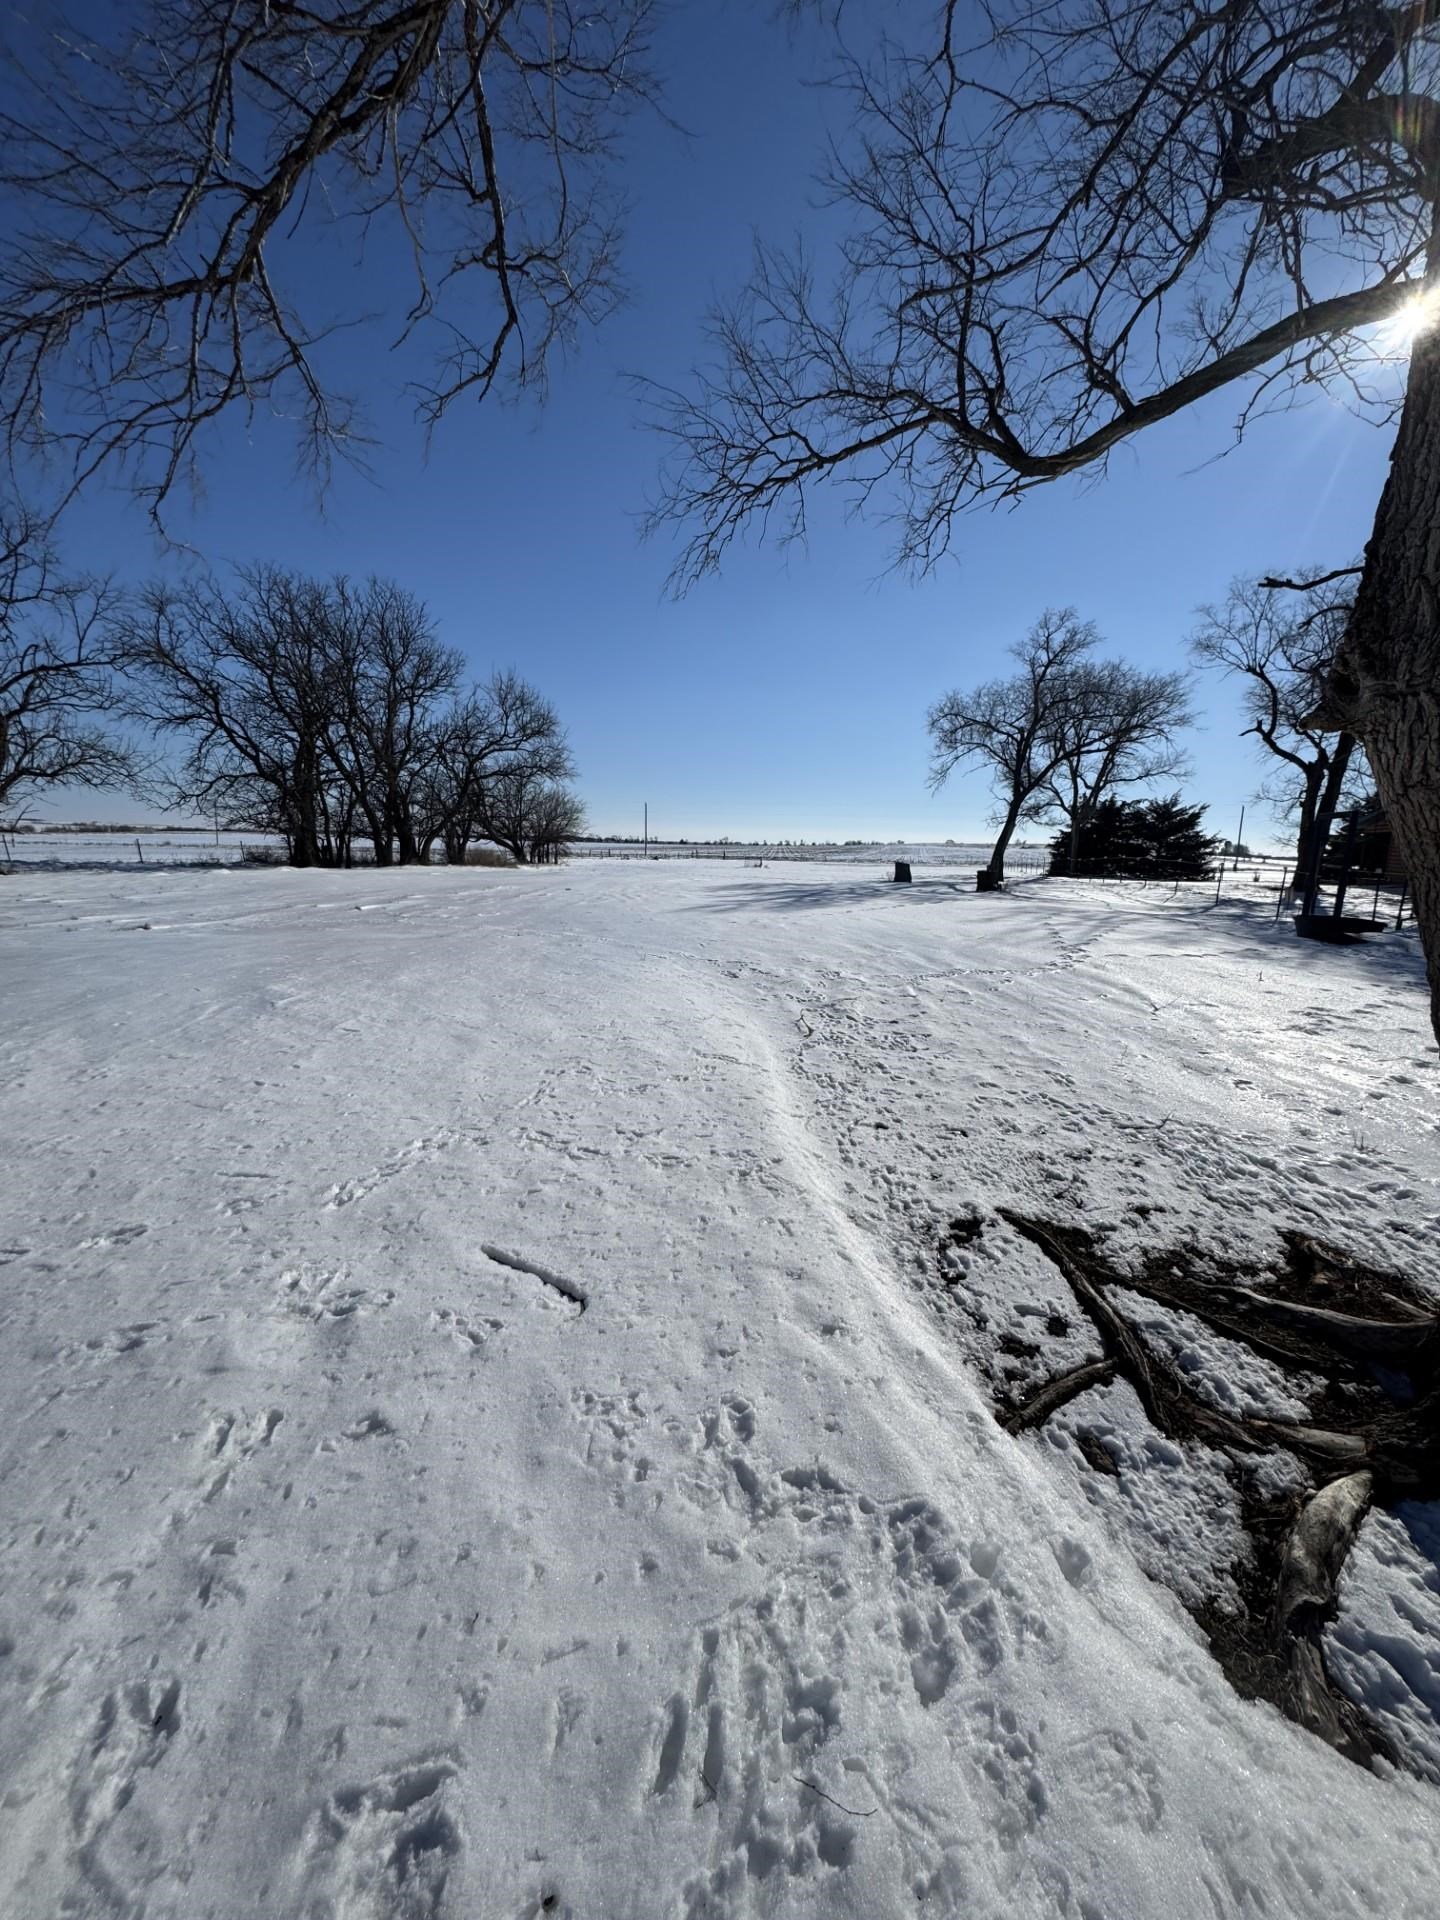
[1332,249,1440,1043]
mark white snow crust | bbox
[1,859,1437,1918]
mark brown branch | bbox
[1000,1357,1117,1434]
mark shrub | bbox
[1049,794,1217,880]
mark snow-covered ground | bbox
[571,841,1033,865]
[3,834,1035,871]
[1,859,1436,1919]
[1,830,281,870]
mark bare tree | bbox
[323,580,463,865]
[0,1,656,521]
[421,673,572,866]
[479,763,582,865]
[119,565,575,868]
[1,506,137,824]
[119,567,349,865]
[928,608,1098,884]
[1037,662,1193,875]
[525,781,587,864]
[1193,573,1364,898]
[651,1,1440,1039]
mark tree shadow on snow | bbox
[687,876,977,915]
[1004,881,1431,998]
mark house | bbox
[1356,808,1408,884]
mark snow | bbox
[1326,1503,1440,1784]
[1,859,1437,1919]
[0,829,281,869]
[1107,1288,1322,1420]
[1035,1377,1253,1612]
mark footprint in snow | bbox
[300,1757,462,1920]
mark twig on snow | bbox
[793,1775,878,1817]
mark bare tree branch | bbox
[1,504,140,821]
[0,1,657,524]
[646,2,1440,589]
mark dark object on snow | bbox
[975,869,1001,892]
[991,1209,1439,1775]
[893,860,912,883]
[1293,913,1385,944]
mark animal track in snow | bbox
[277,1264,394,1322]
[700,1393,755,1448]
[1062,1724,1165,1833]
[301,1756,462,1920]
[651,1694,690,1797]
[194,1406,283,1501]
[342,1410,396,1442]
[571,1388,647,1474]
[673,1592,860,1913]
[69,1678,183,1910]
[432,1307,505,1349]
[649,1460,1056,1905]
[79,1321,159,1357]
[76,1223,148,1250]
[551,1687,586,1755]
[323,1128,468,1209]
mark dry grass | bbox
[463,846,514,868]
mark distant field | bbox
[573,839,1048,867]
[0,829,285,869]
[3,830,1049,872]
[6,831,1292,874]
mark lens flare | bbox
[1378,285,1440,355]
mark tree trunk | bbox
[1342,266,1440,1046]
[394,814,420,865]
[1065,765,1082,875]
[986,791,1026,883]
[1311,732,1355,871]
[1291,761,1325,905]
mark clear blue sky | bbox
[43,5,1396,849]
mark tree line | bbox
[925,572,1379,893]
[1,522,581,868]
[0,2,1437,1035]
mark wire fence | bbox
[568,841,1051,874]
[0,831,1418,931]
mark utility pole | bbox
[1232,804,1245,872]
[643,802,648,857]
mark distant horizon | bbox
[7,815,1287,854]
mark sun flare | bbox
[1378,285,1440,355]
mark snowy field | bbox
[571,841,1038,866]
[2,833,1040,872]
[0,830,281,870]
[1,859,1436,1919]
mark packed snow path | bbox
[1,860,1436,1920]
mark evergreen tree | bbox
[1136,795,1216,881]
[1048,793,1215,879]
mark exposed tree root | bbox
[989,1208,1439,1774]
[1000,1357,1118,1434]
